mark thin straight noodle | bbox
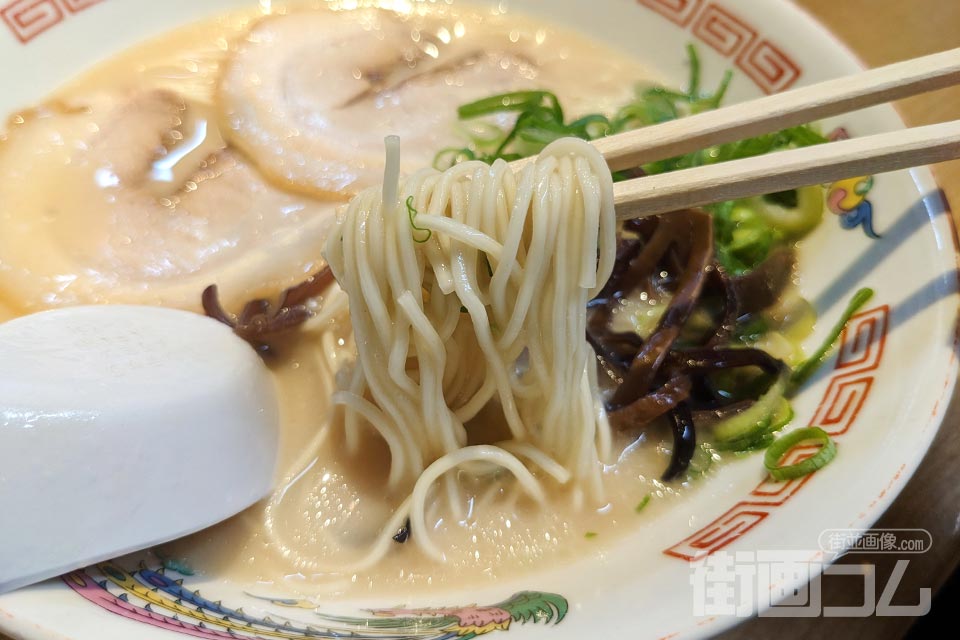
[343,360,365,453]
[332,391,411,488]
[261,309,417,576]
[323,137,616,569]
[542,157,575,452]
[489,162,536,327]
[497,441,572,485]
[497,159,554,348]
[576,157,603,289]
[453,373,497,423]
[396,291,465,453]
[303,284,349,328]
[450,228,527,440]
[385,195,418,396]
[434,281,460,342]
[387,324,416,396]
[588,354,614,464]
[442,334,468,402]
[263,493,414,575]
[344,202,426,466]
[381,135,401,212]
[414,215,503,257]
[409,445,546,562]
[521,174,562,397]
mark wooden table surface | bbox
[2,1,958,639]
[718,0,960,637]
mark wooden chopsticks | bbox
[613,119,960,219]
[515,46,960,220]
[597,47,960,172]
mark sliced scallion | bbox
[635,494,652,513]
[750,185,824,239]
[406,195,432,243]
[764,426,837,481]
[712,376,786,444]
[457,90,560,119]
[789,288,874,392]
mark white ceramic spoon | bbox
[0,305,279,593]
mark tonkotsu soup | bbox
[1,0,826,599]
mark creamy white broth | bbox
[167,328,696,597]
[0,2,652,315]
[0,2,709,597]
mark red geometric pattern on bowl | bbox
[737,38,803,94]
[1,0,62,43]
[636,0,704,27]
[691,3,757,56]
[60,0,100,12]
[0,0,98,43]
[812,305,888,436]
[639,0,802,93]
[664,306,890,561]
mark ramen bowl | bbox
[0,0,956,638]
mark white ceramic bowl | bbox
[0,0,956,638]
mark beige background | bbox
[800,0,960,201]
[2,0,959,638]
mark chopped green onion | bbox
[764,426,837,481]
[700,70,733,111]
[458,90,562,120]
[789,288,875,392]
[712,201,778,274]
[685,43,701,97]
[461,121,506,145]
[787,125,829,146]
[712,377,787,449]
[768,397,795,431]
[734,314,770,344]
[615,91,678,127]
[686,444,718,478]
[750,185,824,239]
[635,494,652,513]
[569,113,614,139]
[406,195,432,243]
[729,433,776,453]
[725,397,796,453]
[440,45,825,184]
[433,146,475,170]
[584,531,599,539]
[764,189,798,209]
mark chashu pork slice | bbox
[218,9,541,197]
[0,90,337,314]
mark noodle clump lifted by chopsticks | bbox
[323,136,616,563]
